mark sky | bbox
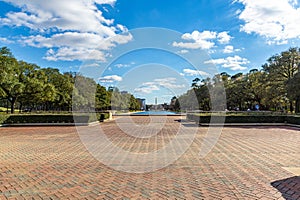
[0,0,300,104]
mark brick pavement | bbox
[0,116,300,199]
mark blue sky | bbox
[1,0,300,104]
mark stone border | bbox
[0,123,89,127]
[198,123,287,126]
[0,120,110,127]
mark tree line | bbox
[172,47,300,113]
[0,47,141,113]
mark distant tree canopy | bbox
[2,46,300,114]
[172,47,300,113]
[0,47,140,113]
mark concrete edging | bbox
[199,123,287,126]
[0,123,90,127]
[198,123,300,128]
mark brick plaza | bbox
[0,116,300,199]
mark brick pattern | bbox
[0,117,299,199]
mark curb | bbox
[286,123,300,128]
[199,123,287,126]
[0,118,114,127]
[198,123,300,129]
[0,122,90,127]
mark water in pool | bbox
[132,110,178,115]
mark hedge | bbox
[286,116,300,125]
[187,114,300,124]
[0,114,9,124]
[0,112,110,125]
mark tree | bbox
[0,47,18,112]
[191,78,201,89]
[263,47,300,112]
[129,94,140,111]
[73,75,97,111]
[95,84,109,110]
[0,46,145,113]
[287,72,300,113]
[245,70,267,109]
[41,68,74,111]
[231,72,243,80]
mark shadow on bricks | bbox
[271,176,300,200]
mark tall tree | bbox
[287,72,300,113]
[245,70,267,109]
[263,47,300,112]
[95,84,110,110]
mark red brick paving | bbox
[0,116,300,199]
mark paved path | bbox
[0,116,300,199]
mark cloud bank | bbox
[0,0,131,61]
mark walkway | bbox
[0,116,299,199]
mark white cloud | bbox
[44,47,107,61]
[217,32,232,44]
[21,32,132,49]
[182,30,217,40]
[0,0,131,61]
[98,75,122,83]
[81,63,101,68]
[114,63,129,68]
[223,45,241,53]
[0,37,13,44]
[134,84,160,94]
[114,61,135,68]
[173,30,216,50]
[22,31,132,61]
[223,45,234,53]
[1,0,116,33]
[134,77,185,94]
[153,78,185,89]
[177,49,189,54]
[236,0,300,44]
[182,69,209,76]
[204,55,249,71]
[173,41,215,50]
[172,30,233,50]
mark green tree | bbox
[245,70,267,109]
[41,68,74,111]
[129,94,140,111]
[95,84,110,110]
[263,47,300,112]
[287,72,300,113]
[0,47,18,112]
[73,75,97,111]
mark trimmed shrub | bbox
[96,112,110,122]
[286,116,300,125]
[0,113,111,125]
[187,114,288,124]
[3,114,84,124]
[0,114,9,124]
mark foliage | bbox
[0,113,111,124]
[0,47,141,113]
[287,73,300,113]
[173,47,300,113]
[187,113,292,124]
[0,113,9,123]
[286,115,300,125]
